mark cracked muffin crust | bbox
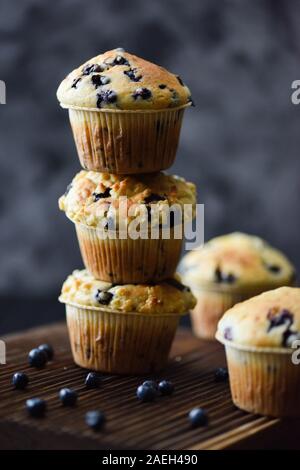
[59,170,196,228]
[57,48,193,110]
[59,269,196,315]
[217,286,300,348]
[180,232,295,294]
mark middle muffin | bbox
[59,170,196,283]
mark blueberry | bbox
[214,367,229,383]
[12,372,29,390]
[136,384,156,402]
[189,408,208,427]
[224,327,233,341]
[267,264,281,274]
[142,380,158,391]
[92,187,111,201]
[26,398,46,418]
[158,380,174,396]
[113,55,129,66]
[85,372,102,389]
[124,69,141,82]
[214,268,236,284]
[86,410,106,431]
[71,77,81,89]
[133,87,152,100]
[267,309,294,331]
[91,74,111,88]
[38,344,54,361]
[59,388,78,406]
[82,63,103,75]
[28,348,47,368]
[95,290,113,305]
[159,84,167,89]
[97,90,117,108]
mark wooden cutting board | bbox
[0,322,298,450]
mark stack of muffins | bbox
[57,48,196,374]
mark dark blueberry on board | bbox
[12,372,29,390]
[85,372,102,389]
[97,90,117,108]
[86,410,106,431]
[267,309,294,331]
[133,87,152,100]
[142,380,158,391]
[176,75,184,86]
[91,74,111,88]
[113,55,129,66]
[136,384,156,402]
[144,193,166,204]
[158,380,174,396]
[92,187,111,201]
[95,290,113,305]
[26,398,46,418]
[189,408,208,427]
[38,344,54,361]
[267,264,281,274]
[224,327,233,341]
[59,388,78,407]
[82,63,103,75]
[159,84,167,89]
[214,367,229,383]
[166,278,191,293]
[71,77,81,89]
[28,348,47,368]
[124,69,141,82]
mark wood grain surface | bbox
[0,323,298,450]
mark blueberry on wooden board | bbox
[158,380,174,396]
[189,408,208,427]
[86,410,106,431]
[26,398,46,418]
[142,380,158,391]
[28,348,47,368]
[12,372,29,390]
[136,384,156,402]
[214,367,229,383]
[38,344,54,361]
[85,372,102,389]
[59,388,78,406]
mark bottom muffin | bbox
[59,270,196,374]
[216,287,300,417]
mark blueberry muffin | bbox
[57,48,193,173]
[59,269,196,374]
[216,287,300,417]
[59,170,196,283]
[180,232,295,340]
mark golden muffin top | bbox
[59,269,196,315]
[57,48,192,110]
[59,170,196,229]
[180,232,295,294]
[216,287,300,348]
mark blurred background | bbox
[1,0,300,333]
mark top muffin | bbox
[57,48,192,110]
[216,286,300,348]
[180,232,295,294]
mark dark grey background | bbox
[1,0,300,333]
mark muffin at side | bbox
[57,48,193,174]
[180,232,295,340]
[59,270,196,374]
[216,287,300,417]
[59,170,196,284]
